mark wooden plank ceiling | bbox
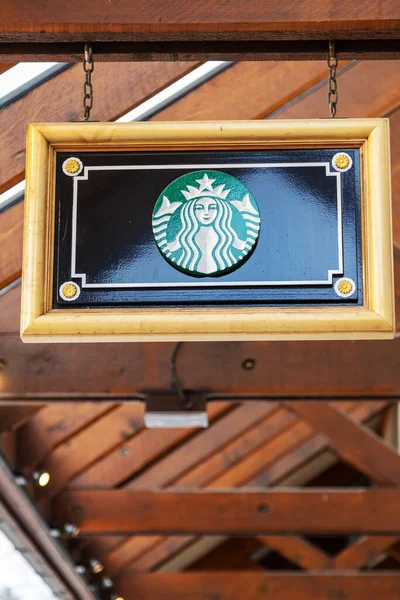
[2,1,399,41]
[0,50,400,599]
[1,1,400,61]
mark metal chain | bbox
[327,40,338,118]
[83,43,94,121]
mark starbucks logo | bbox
[152,170,260,276]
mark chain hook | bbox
[327,40,338,118]
[83,42,94,121]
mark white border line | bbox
[70,162,343,289]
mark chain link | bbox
[327,40,338,118]
[83,43,94,121]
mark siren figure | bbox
[166,195,246,274]
[152,171,261,276]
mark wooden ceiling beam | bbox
[2,40,400,62]
[98,405,295,575]
[54,488,400,535]
[1,1,399,42]
[1,317,400,396]
[115,572,400,600]
[127,402,387,574]
[154,415,388,575]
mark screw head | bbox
[242,358,256,371]
[257,503,269,514]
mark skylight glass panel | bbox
[0,63,69,108]
[0,530,59,600]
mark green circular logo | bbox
[152,170,260,277]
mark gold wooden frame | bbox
[21,119,394,342]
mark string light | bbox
[14,472,27,486]
[33,471,51,487]
[89,558,104,574]
[64,523,80,537]
[49,528,61,538]
[101,576,113,589]
[75,565,86,574]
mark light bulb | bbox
[33,471,51,487]
[89,558,104,574]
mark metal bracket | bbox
[144,391,209,428]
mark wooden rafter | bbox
[257,536,331,570]
[286,402,400,486]
[333,536,399,569]
[0,405,43,434]
[37,402,231,498]
[17,402,117,468]
[54,488,400,535]
[69,402,278,489]
[186,538,264,571]
[154,59,342,121]
[1,1,399,40]
[119,402,386,574]
[1,308,400,395]
[116,572,400,599]
[4,40,400,62]
[90,404,295,574]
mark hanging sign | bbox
[21,120,394,342]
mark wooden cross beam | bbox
[75,402,386,577]
[53,488,400,535]
[285,401,400,486]
[115,572,400,600]
[2,40,400,62]
[1,1,400,61]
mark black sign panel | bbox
[53,148,362,308]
